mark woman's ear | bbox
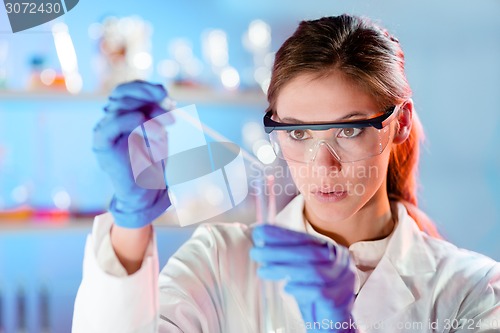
[392,99,413,144]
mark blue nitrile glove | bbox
[251,224,357,332]
[92,80,172,228]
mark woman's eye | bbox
[338,128,363,138]
[288,130,309,140]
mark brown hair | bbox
[268,14,440,238]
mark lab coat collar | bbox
[354,201,437,326]
[274,195,437,326]
[275,195,436,274]
[274,194,307,232]
[384,201,437,276]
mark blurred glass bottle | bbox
[27,55,65,92]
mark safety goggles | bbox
[263,104,402,163]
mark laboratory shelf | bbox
[0,86,268,106]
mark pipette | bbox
[160,100,265,172]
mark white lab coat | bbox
[72,195,500,332]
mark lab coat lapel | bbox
[352,202,436,326]
[352,256,415,326]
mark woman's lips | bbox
[312,190,348,203]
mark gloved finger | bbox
[105,81,168,115]
[136,109,175,144]
[105,99,174,117]
[104,97,158,114]
[148,105,175,126]
[105,100,174,126]
[257,261,348,283]
[93,112,146,150]
[109,80,167,102]
[285,278,355,307]
[252,224,326,246]
[250,244,332,264]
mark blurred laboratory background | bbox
[0,0,499,331]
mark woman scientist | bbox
[73,15,500,332]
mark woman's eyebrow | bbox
[280,112,368,124]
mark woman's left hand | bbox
[250,224,357,332]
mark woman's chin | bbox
[304,193,358,223]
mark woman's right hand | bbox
[93,81,173,273]
[93,80,172,229]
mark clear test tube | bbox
[256,175,286,333]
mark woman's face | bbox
[274,72,398,224]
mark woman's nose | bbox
[311,141,342,170]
